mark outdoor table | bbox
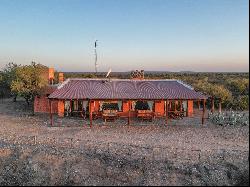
[102,113,117,123]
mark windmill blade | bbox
[106,68,112,78]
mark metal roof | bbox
[48,78,207,100]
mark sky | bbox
[0,0,249,72]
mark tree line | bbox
[0,63,249,112]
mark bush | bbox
[208,111,249,126]
[135,101,150,110]
[102,103,119,110]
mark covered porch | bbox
[47,78,214,127]
[48,98,210,127]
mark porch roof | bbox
[48,78,208,100]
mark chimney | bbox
[130,70,144,80]
[48,67,55,85]
[58,72,64,83]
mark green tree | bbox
[135,101,150,110]
[0,72,4,99]
[11,62,48,115]
[194,81,233,108]
[232,95,249,110]
[226,78,249,95]
[2,62,20,101]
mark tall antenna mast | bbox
[94,40,98,73]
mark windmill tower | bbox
[94,40,98,73]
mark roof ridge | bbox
[67,78,178,81]
[57,78,70,89]
[49,78,208,100]
[176,80,194,90]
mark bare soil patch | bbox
[0,98,249,185]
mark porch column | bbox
[186,100,189,117]
[81,100,83,117]
[180,100,183,112]
[211,97,215,113]
[70,99,72,116]
[89,99,92,127]
[49,99,53,126]
[128,100,131,125]
[218,98,222,113]
[174,100,177,112]
[166,100,169,125]
[82,100,84,126]
[202,99,206,125]
[198,100,200,110]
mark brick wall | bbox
[154,100,165,116]
[34,96,58,114]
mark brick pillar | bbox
[155,100,165,116]
[187,100,193,117]
[122,101,129,112]
[211,97,215,113]
[58,100,65,117]
[218,98,222,113]
[48,67,54,85]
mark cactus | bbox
[208,111,249,126]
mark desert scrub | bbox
[208,111,249,126]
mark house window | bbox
[117,101,122,111]
[73,100,78,111]
[182,101,187,111]
[131,101,136,111]
[147,101,154,111]
[99,101,103,111]
[65,100,70,111]
[82,101,88,111]
[101,102,119,111]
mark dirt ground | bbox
[0,98,249,186]
[0,98,248,152]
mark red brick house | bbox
[34,69,210,126]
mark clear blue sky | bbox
[0,0,249,72]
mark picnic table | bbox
[102,110,118,122]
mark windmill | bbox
[102,68,112,83]
[94,40,98,73]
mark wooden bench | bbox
[137,110,154,121]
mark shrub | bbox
[135,101,150,110]
[208,111,249,126]
[102,103,119,110]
